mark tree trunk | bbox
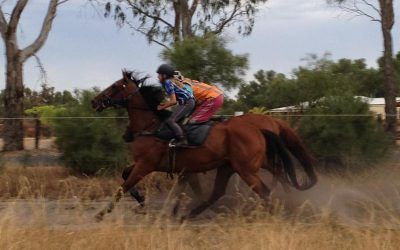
[173,1,181,42]
[379,0,396,138]
[3,43,24,151]
[34,115,41,149]
[180,0,193,38]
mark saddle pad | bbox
[184,123,212,146]
[155,122,213,146]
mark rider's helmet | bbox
[156,64,175,78]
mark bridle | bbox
[101,77,152,112]
[98,76,160,135]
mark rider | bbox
[172,71,224,124]
[157,64,195,146]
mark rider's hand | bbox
[157,104,164,110]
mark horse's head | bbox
[91,70,148,112]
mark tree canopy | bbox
[161,35,248,89]
[105,0,268,47]
[228,53,386,113]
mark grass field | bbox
[0,156,400,249]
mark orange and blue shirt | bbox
[162,79,194,105]
[182,78,223,102]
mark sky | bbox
[0,0,399,92]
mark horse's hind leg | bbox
[185,165,234,219]
[172,174,203,216]
[237,171,271,205]
[187,174,203,197]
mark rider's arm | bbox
[157,93,177,110]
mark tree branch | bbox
[8,0,28,35]
[212,3,241,35]
[125,20,169,49]
[57,0,69,5]
[360,0,380,15]
[335,0,381,22]
[126,1,173,28]
[0,8,7,40]
[189,0,199,17]
[20,0,58,61]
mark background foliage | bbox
[298,96,390,168]
[51,89,128,176]
[161,35,248,89]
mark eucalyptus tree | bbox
[329,0,397,137]
[0,0,69,151]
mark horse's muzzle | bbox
[91,99,106,112]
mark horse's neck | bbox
[127,109,161,133]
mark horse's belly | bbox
[167,148,225,173]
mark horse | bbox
[91,71,317,220]
[167,115,319,215]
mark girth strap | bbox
[167,140,177,179]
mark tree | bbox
[0,0,69,151]
[329,0,397,138]
[24,85,77,109]
[161,35,248,89]
[106,0,268,47]
[237,70,296,110]
[234,55,382,112]
[53,89,127,175]
[0,90,4,116]
[299,95,390,169]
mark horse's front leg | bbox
[122,165,145,206]
[121,161,154,192]
[172,174,204,217]
[95,161,155,221]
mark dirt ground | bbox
[1,142,400,248]
[0,137,55,151]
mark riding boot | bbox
[173,136,188,147]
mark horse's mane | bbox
[139,85,172,121]
[125,71,171,121]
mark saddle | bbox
[122,119,215,147]
[156,121,213,147]
[123,117,228,178]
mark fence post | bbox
[232,111,244,190]
[34,115,41,150]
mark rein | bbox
[105,80,153,112]
[100,76,177,177]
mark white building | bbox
[269,96,400,119]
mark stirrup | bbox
[169,138,177,148]
[169,138,188,147]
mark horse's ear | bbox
[122,69,129,80]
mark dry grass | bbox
[0,166,174,200]
[0,203,399,250]
[0,166,120,200]
[0,161,400,249]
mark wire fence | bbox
[0,113,396,120]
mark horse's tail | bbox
[262,128,317,191]
[276,120,318,189]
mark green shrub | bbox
[298,96,390,169]
[52,89,128,175]
[25,105,66,124]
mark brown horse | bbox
[170,115,318,215]
[91,71,317,220]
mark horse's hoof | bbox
[180,212,197,223]
[180,215,189,223]
[95,212,104,222]
[172,203,181,217]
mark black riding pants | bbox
[166,99,195,139]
